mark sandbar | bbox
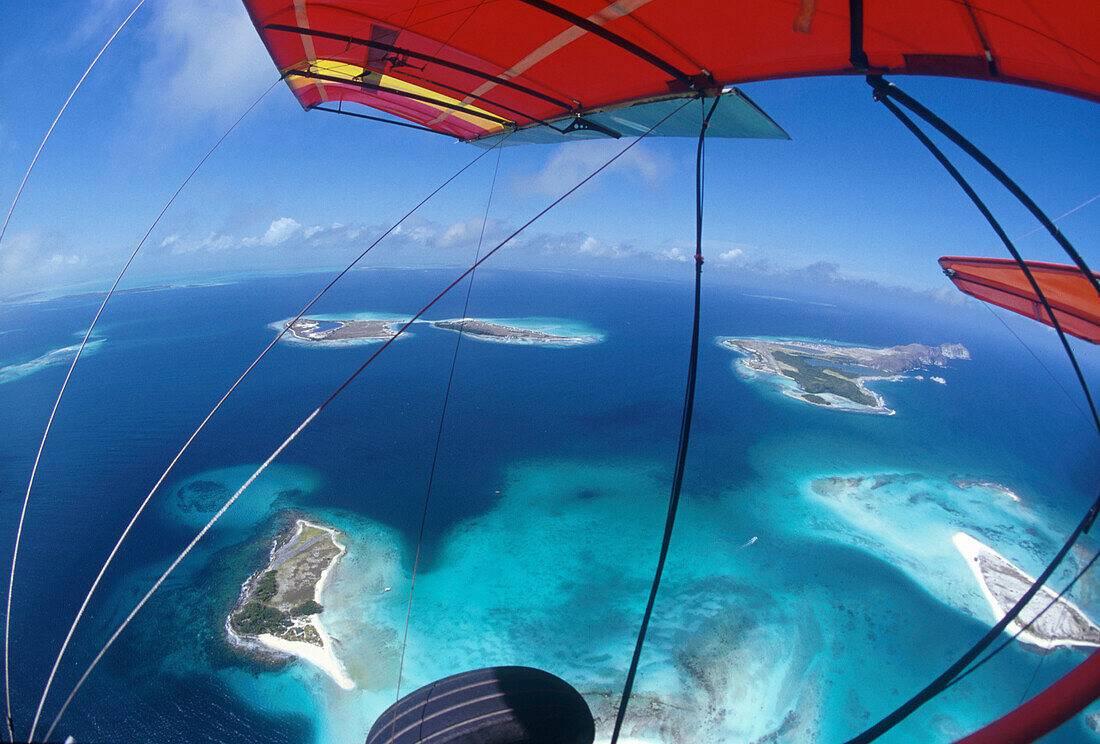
[954,532,1100,650]
[0,338,105,385]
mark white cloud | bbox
[578,236,601,254]
[436,219,482,248]
[1,232,37,275]
[198,233,235,252]
[517,140,669,196]
[382,217,507,252]
[1,231,72,275]
[717,248,744,262]
[159,230,237,254]
[132,0,274,133]
[0,230,91,297]
[261,217,302,246]
[574,235,633,258]
[516,231,621,259]
[930,284,968,306]
[69,0,136,47]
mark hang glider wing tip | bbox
[466,88,790,148]
[940,256,1100,345]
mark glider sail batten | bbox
[241,0,1100,142]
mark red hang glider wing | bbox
[240,1,1100,140]
[240,1,1099,142]
[940,257,1100,344]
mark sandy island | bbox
[430,318,599,346]
[272,317,408,346]
[228,519,354,689]
[954,532,1100,650]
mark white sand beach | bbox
[954,531,1100,650]
[255,521,355,690]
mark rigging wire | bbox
[10,75,279,744]
[869,80,1099,437]
[430,0,488,64]
[1015,193,1100,242]
[0,0,145,251]
[980,303,1093,428]
[26,132,502,744]
[42,99,691,744]
[610,95,721,744]
[949,215,1100,716]
[977,206,1100,429]
[390,134,506,744]
[1,4,147,739]
[843,78,1100,744]
[867,77,1100,298]
[1018,642,1052,707]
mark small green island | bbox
[430,318,599,346]
[717,337,970,414]
[228,519,354,689]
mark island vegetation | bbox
[229,521,339,646]
[717,337,970,413]
[228,519,354,688]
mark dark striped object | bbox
[366,666,595,744]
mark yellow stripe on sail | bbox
[287,59,507,133]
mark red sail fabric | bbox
[951,649,1100,744]
[241,0,1100,140]
[940,257,1100,344]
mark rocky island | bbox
[430,318,599,346]
[228,519,354,689]
[274,317,407,345]
[717,337,970,413]
[954,532,1100,650]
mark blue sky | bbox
[1,0,1097,300]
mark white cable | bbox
[0,1,145,249]
[42,410,319,743]
[23,78,281,744]
[3,5,147,741]
[1015,192,1100,241]
[28,129,497,743]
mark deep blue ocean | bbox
[1,268,1098,743]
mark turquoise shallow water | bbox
[1,268,1098,743]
